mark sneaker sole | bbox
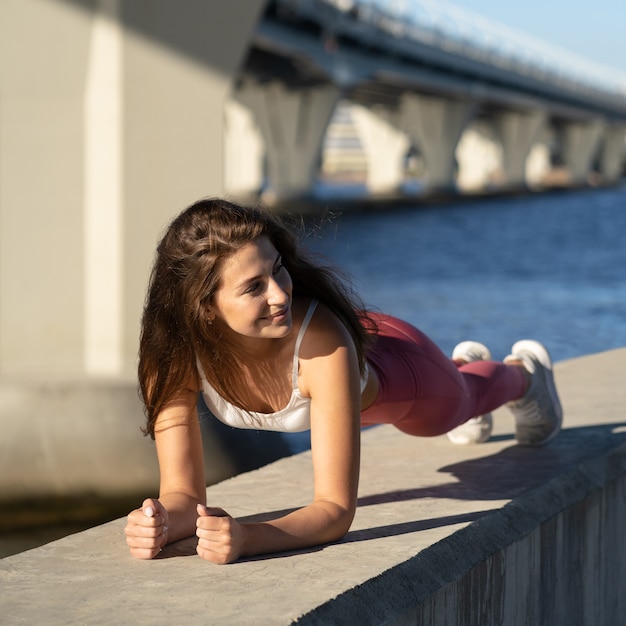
[447,415,493,445]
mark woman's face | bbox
[211,236,293,343]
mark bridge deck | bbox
[1,348,625,624]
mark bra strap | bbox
[292,299,319,388]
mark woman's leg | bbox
[361,315,526,437]
[447,341,494,444]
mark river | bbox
[306,184,626,363]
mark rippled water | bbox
[305,185,626,363]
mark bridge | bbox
[234,0,626,198]
[1,0,626,501]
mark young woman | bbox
[124,198,562,564]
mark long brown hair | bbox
[139,198,375,437]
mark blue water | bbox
[304,185,626,363]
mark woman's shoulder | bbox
[295,298,359,399]
[296,298,354,357]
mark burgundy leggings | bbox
[360,314,526,437]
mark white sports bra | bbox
[198,299,368,433]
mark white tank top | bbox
[199,300,319,432]
[198,299,368,433]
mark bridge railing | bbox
[320,0,626,98]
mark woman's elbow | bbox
[322,504,356,543]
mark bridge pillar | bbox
[397,94,472,192]
[494,110,546,188]
[224,98,265,198]
[236,82,341,199]
[559,120,605,184]
[350,104,411,194]
[456,121,503,191]
[525,125,554,188]
[0,0,263,378]
[596,125,626,182]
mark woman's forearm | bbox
[240,500,355,557]
[159,491,204,543]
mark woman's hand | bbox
[124,498,169,559]
[196,504,246,564]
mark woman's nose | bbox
[267,277,289,304]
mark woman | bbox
[124,198,562,564]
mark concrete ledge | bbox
[1,349,625,625]
[299,443,626,625]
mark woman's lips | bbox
[267,307,289,321]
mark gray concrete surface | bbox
[1,348,625,625]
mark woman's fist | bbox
[195,504,245,564]
[124,498,169,559]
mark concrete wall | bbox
[0,0,264,379]
[0,1,267,502]
[299,445,626,625]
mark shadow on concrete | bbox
[358,422,626,506]
[55,0,266,77]
[341,509,497,544]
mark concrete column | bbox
[494,110,546,188]
[121,1,264,373]
[1,0,91,375]
[397,94,473,192]
[223,98,265,198]
[597,125,626,182]
[350,104,411,194]
[455,121,503,191]
[526,125,555,188]
[84,0,124,375]
[0,0,263,377]
[559,120,605,184]
[236,82,341,199]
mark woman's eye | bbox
[273,263,284,275]
[244,282,261,295]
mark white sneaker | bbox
[504,340,563,446]
[452,341,492,364]
[447,341,493,445]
